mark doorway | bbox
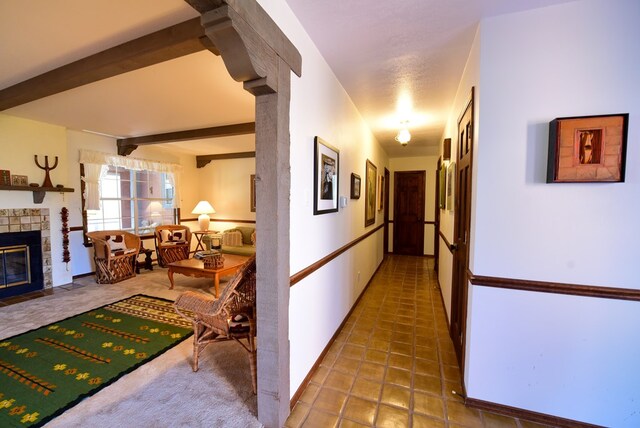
[450,88,474,373]
[393,171,425,255]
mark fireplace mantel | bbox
[0,184,74,204]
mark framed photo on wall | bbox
[350,173,361,199]
[438,164,446,209]
[547,113,628,183]
[314,137,339,215]
[377,175,384,211]
[250,174,256,212]
[11,175,28,186]
[446,162,455,211]
[365,160,377,226]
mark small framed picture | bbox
[350,173,361,199]
[547,113,628,183]
[11,175,28,186]
[314,137,339,215]
[365,160,377,226]
[0,170,10,186]
[250,174,256,212]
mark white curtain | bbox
[81,164,106,210]
[79,149,183,208]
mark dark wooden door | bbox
[450,88,474,373]
[393,171,425,255]
[434,159,441,273]
[384,168,390,254]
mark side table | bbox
[193,230,218,252]
[135,245,154,274]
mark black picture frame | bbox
[547,113,628,183]
[350,173,361,199]
[313,136,339,215]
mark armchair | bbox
[174,254,257,393]
[86,230,141,284]
[155,225,192,267]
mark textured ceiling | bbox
[285,0,579,157]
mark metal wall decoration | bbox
[61,207,70,268]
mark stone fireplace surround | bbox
[0,208,52,289]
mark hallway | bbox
[286,255,541,428]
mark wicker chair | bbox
[86,230,141,284]
[155,225,192,267]
[174,254,257,393]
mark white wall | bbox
[437,27,481,322]
[388,156,438,255]
[467,1,640,426]
[257,0,389,397]
[0,114,73,286]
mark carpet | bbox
[0,294,193,428]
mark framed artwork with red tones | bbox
[547,113,628,183]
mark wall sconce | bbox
[191,200,215,231]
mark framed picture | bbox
[438,164,446,209]
[314,137,339,215]
[350,173,361,199]
[446,162,455,211]
[365,160,377,226]
[377,175,384,211]
[11,175,28,186]
[547,113,628,183]
[250,174,256,212]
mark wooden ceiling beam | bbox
[117,121,255,156]
[0,18,219,111]
[196,151,255,168]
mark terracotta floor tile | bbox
[387,353,413,371]
[302,409,339,428]
[341,396,377,426]
[413,391,444,419]
[413,373,442,396]
[313,388,347,414]
[311,366,330,384]
[363,349,387,365]
[518,419,555,428]
[333,357,360,375]
[389,341,412,356]
[340,344,366,360]
[286,402,311,428]
[482,411,519,427]
[384,367,411,387]
[411,413,446,428]
[380,384,411,409]
[446,400,483,426]
[350,377,382,401]
[414,357,440,376]
[358,361,386,381]
[375,404,410,428]
[338,418,370,428]
[299,382,320,405]
[324,370,355,392]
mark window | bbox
[84,165,177,236]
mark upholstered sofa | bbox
[221,226,256,256]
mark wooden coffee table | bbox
[167,254,249,297]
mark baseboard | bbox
[465,397,603,428]
[289,258,385,409]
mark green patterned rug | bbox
[0,294,193,427]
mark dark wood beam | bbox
[116,121,255,156]
[196,151,255,168]
[0,18,219,111]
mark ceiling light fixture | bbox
[395,121,411,146]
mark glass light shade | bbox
[192,201,215,231]
[395,129,411,144]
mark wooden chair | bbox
[174,254,257,393]
[86,230,141,284]
[155,225,192,267]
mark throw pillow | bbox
[105,235,127,251]
[222,230,243,247]
[160,229,172,243]
[237,227,254,245]
[251,231,256,246]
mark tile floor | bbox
[285,255,550,428]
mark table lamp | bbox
[192,200,215,231]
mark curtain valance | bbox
[79,149,183,174]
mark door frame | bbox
[450,87,474,381]
[383,168,390,254]
[434,158,441,273]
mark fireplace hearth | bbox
[0,208,52,299]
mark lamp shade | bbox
[192,201,215,231]
[191,201,215,215]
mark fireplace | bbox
[0,208,51,299]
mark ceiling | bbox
[0,0,578,158]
